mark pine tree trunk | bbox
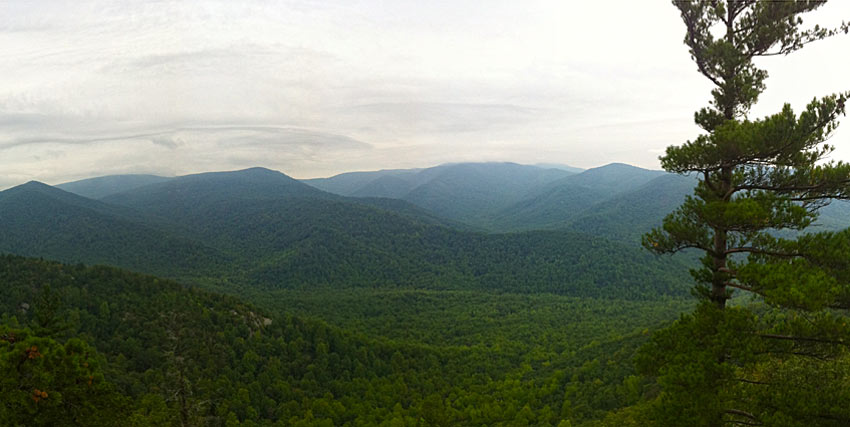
[712,167,732,309]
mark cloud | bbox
[0,118,369,149]
[336,102,542,134]
[0,0,848,188]
[122,48,243,71]
[150,136,180,149]
[0,123,373,188]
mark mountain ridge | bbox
[0,173,694,299]
[56,173,172,199]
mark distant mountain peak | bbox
[19,180,51,188]
[533,163,585,173]
[7,180,67,196]
[590,162,653,171]
[182,167,296,181]
[235,166,280,174]
[100,165,332,214]
[0,180,136,218]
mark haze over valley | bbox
[1,161,712,424]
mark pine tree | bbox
[0,326,129,425]
[639,1,850,425]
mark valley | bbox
[5,2,849,424]
[2,161,848,425]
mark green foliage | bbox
[487,164,666,233]
[563,174,697,243]
[256,288,690,350]
[0,181,232,278]
[0,164,710,425]
[0,255,686,425]
[636,303,756,426]
[637,303,850,426]
[640,1,850,425]
[0,326,128,426]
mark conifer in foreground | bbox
[640,1,850,425]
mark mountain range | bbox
[303,162,850,240]
[2,165,699,299]
[9,160,847,301]
[3,161,848,425]
[45,161,850,247]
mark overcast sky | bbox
[1,0,849,188]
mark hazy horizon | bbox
[34,160,615,189]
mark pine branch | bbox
[723,247,798,257]
[724,281,764,297]
[734,181,843,194]
[679,6,723,88]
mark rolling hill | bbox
[1,169,702,424]
[102,167,329,215]
[563,173,698,242]
[304,162,677,236]
[5,164,787,425]
[305,162,576,225]
[1,169,692,299]
[0,181,230,278]
[488,163,668,232]
[60,168,458,230]
[304,162,849,245]
[303,168,421,197]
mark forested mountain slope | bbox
[305,162,681,236]
[0,167,708,425]
[0,255,524,424]
[488,163,667,232]
[305,162,575,225]
[59,168,457,229]
[303,168,421,197]
[304,162,850,243]
[0,177,692,299]
[564,174,698,242]
[814,199,850,231]
[0,181,230,278]
[102,167,331,216]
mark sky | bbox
[1,0,849,189]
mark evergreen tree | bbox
[0,326,129,425]
[641,1,850,425]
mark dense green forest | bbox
[0,168,703,425]
[4,155,849,425]
[0,165,715,425]
[0,255,690,426]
